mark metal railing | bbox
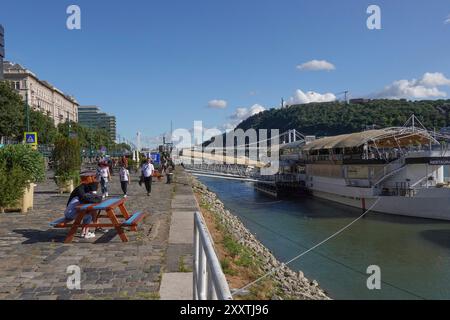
[370,156,406,187]
[193,211,233,300]
[185,163,255,178]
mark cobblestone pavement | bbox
[0,168,179,300]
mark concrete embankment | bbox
[160,168,196,300]
[189,175,330,300]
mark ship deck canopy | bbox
[302,127,439,152]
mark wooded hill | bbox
[236,99,450,137]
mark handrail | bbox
[193,211,233,300]
[371,156,406,186]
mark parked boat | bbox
[276,118,450,220]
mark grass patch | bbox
[178,256,192,273]
[236,249,253,268]
[194,190,280,300]
[135,292,160,300]
[222,235,242,257]
[118,291,129,299]
[220,257,236,276]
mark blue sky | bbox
[1,0,450,146]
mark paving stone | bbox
[0,168,191,300]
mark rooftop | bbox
[3,61,78,104]
[302,127,438,151]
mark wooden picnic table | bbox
[51,197,145,243]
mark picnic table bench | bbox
[50,197,146,243]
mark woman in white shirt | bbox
[119,163,131,197]
[97,161,112,198]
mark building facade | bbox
[78,105,117,142]
[3,61,79,125]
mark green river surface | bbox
[198,175,450,300]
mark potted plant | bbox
[52,136,81,193]
[127,158,139,173]
[0,144,45,213]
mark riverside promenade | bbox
[0,167,195,300]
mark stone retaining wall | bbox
[190,176,330,300]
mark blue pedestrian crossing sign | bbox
[24,132,38,146]
[151,153,161,164]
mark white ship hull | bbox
[312,189,450,221]
[277,124,450,221]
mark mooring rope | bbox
[236,207,427,299]
[232,198,382,297]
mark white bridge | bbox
[181,130,305,181]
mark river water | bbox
[198,176,450,300]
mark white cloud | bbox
[445,15,450,24]
[374,72,450,99]
[220,122,237,132]
[296,60,336,71]
[220,104,266,131]
[230,104,266,121]
[419,72,450,87]
[207,99,227,109]
[288,89,336,105]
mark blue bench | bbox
[122,211,145,227]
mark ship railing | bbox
[370,156,406,187]
[275,174,301,183]
[194,211,233,300]
[380,187,417,197]
[257,175,276,181]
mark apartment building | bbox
[78,105,117,142]
[3,61,79,125]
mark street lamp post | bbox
[67,117,71,137]
[24,89,30,132]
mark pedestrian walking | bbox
[108,158,114,176]
[166,165,173,184]
[121,156,129,169]
[119,162,131,198]
[141,158,154,196]
[97,160,112,199]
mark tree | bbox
[57,121,132,156]
[235,99,450,137]
[0,144,46,183]
[0,81,24,140]
[28,109,58,144]
[52,135,82,184]
[57,121,113,150]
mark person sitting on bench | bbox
[64,172,102,239]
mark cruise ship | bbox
[277,121,450,221]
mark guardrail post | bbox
[199,245,207,299]
[193,212,233,300]
[193,222,199,299]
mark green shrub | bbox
[127,159,138,171]
[0,144,45,183]
[236,248,254,268]
[220,258,236,276]
[223,235,242,257]
[0,160,28,212]
[52,136,81,183]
